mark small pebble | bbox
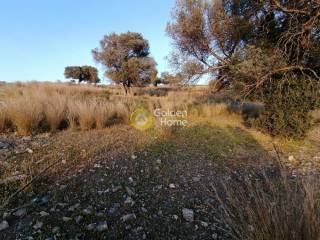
[0,221,9,231]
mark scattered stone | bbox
[26,148,33,154]
[124,196,135,206]
[96,221,108,232]
[112,185,122,192]
[94,164,101,168]
[200,221,209,227]
[131,155,137,160]
[288,155,295,161]
[86,223,96,231]
[75,216,83,224]
[61,159,67,164]
[22,136,32,141]
[141,207,148,213]
[2,212,10,219]
[182,208,194,222]
[169,184,176,189]
[68,203,80,212]
[52,226,60,234]
[0,141,10,149]
[96,212,104,217]
[192,176,201,182]
[0,221,9,231]
[128,177,134,183]
[39,211,49,217]
[156,159,162,164]
[62,217,72,222]
[82,208,93,215]
[33,221,43,230]
[212,233,218,239]
[125,186,134,196]
[0,174,28,185]
[39,194,51,205]
[108,203,120,216]
[13,208,27,218]
[248,225,255,232]
[121,214,136,222]
[172,215,179,220]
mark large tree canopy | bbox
[92,32,158,92]
[167,0,320,86]
[167,0,320,138]
[64,66,100,85]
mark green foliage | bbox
[64,66,100,84]
[168,0,320,138]
[249,75,319,139]
[92,32,157,88]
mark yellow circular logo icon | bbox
[130,107,154,131]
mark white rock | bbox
[68,203,80,212]
[33,221,43,230]
[96,221,108,232]
[94,164,101,168]
[86,223,96,231]
[182,208,194,222]
[0,221,9,231]
[169,184,176,189]
[172,215,179,220]
[192,176,201,182]
[156,159,162,164]
[288,155,295,161]
[75,215,83,224]
[82,208,93,215]
[125,186,134,196]
[131,155,137,160]
[200,221,209,227]
[62,217,72,222]
[26,148,33,154]
[13,208,27,218]
[124,196,135,206]
[39,211,49,217]
[52,226,60,234]
[121,214,136,222]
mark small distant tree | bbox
[161,72,184,86]
[92,32,157,94]
[64,66,100,85]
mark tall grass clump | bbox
[76,100,97,131]
[213,165,320,240]
[42,93,68,131]
[6,97,44,135]
[0,103,8,131]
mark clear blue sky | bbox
[0,0,175,83]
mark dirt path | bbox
[0,124,302,239]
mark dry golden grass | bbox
[214,165,320,240]
[0,83,131,134]
[5,97,44,135]
[0,103,8,131]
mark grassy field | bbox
[0,83,320,239]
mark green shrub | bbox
[251,75,319,138]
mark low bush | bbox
[251,75,319,138]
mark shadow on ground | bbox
[0,124,275,239]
